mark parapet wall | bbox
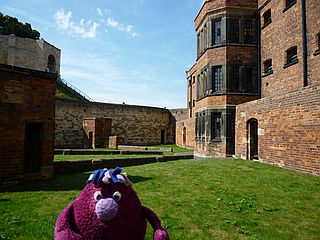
[55,99,175,148]
[0,35,61,74]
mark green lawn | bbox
[0,159,319,239]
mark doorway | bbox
[247,118,258,160]
[24,123,42,173]
[182,127,186,147]
[160,130,165,144]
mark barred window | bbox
[285,46,298,65]
[263,59,273,75]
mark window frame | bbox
[243,19,254,44]
[227,18,240,43]
[211,112,222,141]
[212,18,222,45]
[212,65,223,93]
[263,59,273,76]
[283,0,297,12]
[284,46,298,68]
[314,33,320,56]
[262,9,272,29]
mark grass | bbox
[54,144,193,161]
[0,159,319,239]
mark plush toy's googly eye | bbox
[94,191,103,201]
[112,191,122,202]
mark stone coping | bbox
[54,149,163,155]
[54,154,194,174]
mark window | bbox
[242,67,255,93]
[284,46,298,67]
[262,9,271,28]
[213,66,222,92]
[211,113,222,140]
[227,19,239,43]
[230,65,240,92]
[213,19,222,45]
[244,20,254,43]
[285,0,297,9]
[315,33,320,56]
[47,54,56,73]
[197,33,200,57]
[263,59,273,75]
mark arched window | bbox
[47,54,56,73]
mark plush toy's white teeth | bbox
[95,198,119,221]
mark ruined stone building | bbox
[176,0,320,175]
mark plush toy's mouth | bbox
[95,198,118,221]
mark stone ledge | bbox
[54,154,194,174]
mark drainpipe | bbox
[301,0,308,87]
[257,11,261,98]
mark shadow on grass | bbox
[0,173,152,193]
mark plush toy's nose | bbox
[95,198,119,221]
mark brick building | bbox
[0,64,57,184]
[0,35,59,184]
[177,0,259,156]
[177,0,320,175]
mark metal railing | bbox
[57,76,95,102]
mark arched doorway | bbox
[182,127,186,147]
[247,118,258,160]
[47,54,56,73]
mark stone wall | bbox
[0,35,61,74]
[55,99,175,148]
[0,64,56,183]
[235,83,320,176]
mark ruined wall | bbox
[236,83,320,176]
[0,35,61,74]
[0,64,56,183]
[55,99,175,148]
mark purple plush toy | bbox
[54,167,169,240]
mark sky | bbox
[0,0,204,108]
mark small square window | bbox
[263,59,273,75]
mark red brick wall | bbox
[0,64,56,183]
[260,0,304,97]
[306,0,320,86]
[236,84,320,176]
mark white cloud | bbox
[97,8,103,17]
[105,17,138,38]
[54,10,98,39]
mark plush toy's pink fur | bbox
[54,171,169,240]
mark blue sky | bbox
[0,0,204,108]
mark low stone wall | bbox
[235,84,320,176]
[55,99,175,148]
[54,155,194,174]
